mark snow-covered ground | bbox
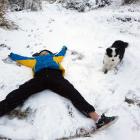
[0,2,140,140]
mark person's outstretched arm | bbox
[53,46,67,63]
[9,53,36,68]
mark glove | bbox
[8,53,13,58]
[62,46,68,51]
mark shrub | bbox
[0,0,10,28]
[9,0,42,11]
[58,0,111,12]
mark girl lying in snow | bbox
[0,46,116,129]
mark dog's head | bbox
[106,48,119,62]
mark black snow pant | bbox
[0,69,95,117]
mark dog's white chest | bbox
[103,55,120,70]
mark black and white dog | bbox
[102,40,128,74]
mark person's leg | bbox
[0,77,46,117]
[49,76,100,122]
[89,112,100,122]
[49,76,117,128]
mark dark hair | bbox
[40,49,53,54]
[32,52,40,57]
[32,49,54,57]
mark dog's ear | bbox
[106,48,112,57]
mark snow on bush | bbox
[58,0,113,12]
[0,0,18,29]
[123,0,138,4]
[9,0,42,11]
[24,0,42,11]
[57,0,139,12]
[0,0,7,26]
[0,0,15,29]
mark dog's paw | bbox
[102,67,108,74]
[104,69,108,74]
[102,69,108,74]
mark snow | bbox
[0,1,140,140]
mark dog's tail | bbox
[123,41,129,48]
[112,40,129,48]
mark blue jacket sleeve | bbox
[9,53,36,68]
[9,53,33,61]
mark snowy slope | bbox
[0,2,140,140]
